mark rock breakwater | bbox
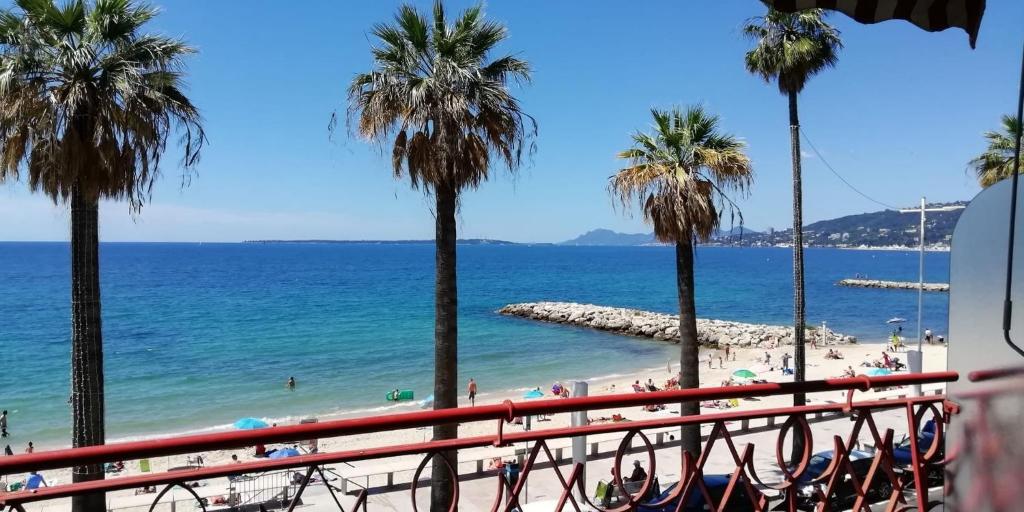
[838,279,949,292]
[498,302,855,347]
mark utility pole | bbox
[899,198,965,395]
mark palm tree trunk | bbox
[788,89,809,465]
[788,90,806,403]
[676,240,701,459]
[69,185,106,512]
[431,183,458,512]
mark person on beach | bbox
[24,471,47,490]
[552,382,562,396]
[4,444,12,456]
[764,352,771,366]
[924,328,933,344]
[782,353,791,370]
[286,377,296,390]
[25,442,33,454]
[882,352,892,369]
[725,345,730,360]
[628,460,647,482]
[1,410,8,438]
[467,378,478,406]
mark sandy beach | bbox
[4,340,947,511]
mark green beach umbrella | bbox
[732,369,757,380]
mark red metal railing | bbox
[0,371,958,512]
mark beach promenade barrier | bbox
[333,383,950,496]
[0,372,959,512]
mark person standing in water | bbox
[467,378,478,406]
[1,410,8,438]
[25,441,33,453]
[286,377,296,390]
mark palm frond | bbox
[0,0,204,209]
[610,105,752,244]
[348,1,535,198]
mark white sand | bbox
[7,342,947,511]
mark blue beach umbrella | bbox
[522,389,545,399]
[866,368,892,377]
[233,417,269,430]
[269,447,300,459]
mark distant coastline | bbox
[243,238,533,246]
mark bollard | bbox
[656,432,665,446]
[387,472,394,487]
[591,442,599,456]
[555,447,563,461]
[767,416,775,427]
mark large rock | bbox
[497,302,856,347]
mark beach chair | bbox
[593,480,613,507]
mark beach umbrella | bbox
[732,369,758,380]
[866,368,892,377]
[269,447,300,459]
[233,417,268,430]
[522,389,545,399]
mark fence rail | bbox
[0,371,959,512]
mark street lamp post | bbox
[899,198,965,395]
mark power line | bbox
[799,128,901,211]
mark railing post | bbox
[387,472,394,487]
[591,442,598,456]
[656,432,665,446]
[555,447,563,461]
[767,416,776,427]
[476,459,484,474]
[571,380,589,504]
[741,419,750,431]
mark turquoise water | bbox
[0,243,949,448]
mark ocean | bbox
[0,243,949,448]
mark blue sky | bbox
[1,0,1021,242]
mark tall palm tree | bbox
[743,5,840,408]
[970,114,1023,187]
[0,1,204,509]
[611,106,752,458]
[347,2,534,509]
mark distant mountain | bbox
[560,227,761,246]
[711,201,967,249]
[560,229,656,246]
[245,239,519,245]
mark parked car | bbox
[789,450,895,511]
[638,475,768,512]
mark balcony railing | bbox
[0,372,964,512]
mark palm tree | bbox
[743,5,840,408]
[611,106,752,458]
[0,1,204,509]
[970,114,1023,187]
[347,2,534,509]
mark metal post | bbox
[899,199,964,396]
[571,381,588,502]
[918,196,926,354]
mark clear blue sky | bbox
[1,0,1022,242]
